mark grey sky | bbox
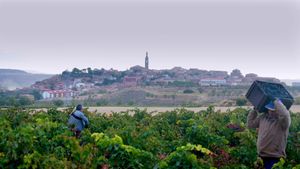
[0,0,300,79]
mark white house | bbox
[42,90,74,99]
[75,83,86,88]
[42,90,51,99]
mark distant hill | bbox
[0,69,53,90]
[281,79,300,86]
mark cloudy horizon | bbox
[0,0,300,79]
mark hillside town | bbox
[31,52,281,100]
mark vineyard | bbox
[0,107,300,168]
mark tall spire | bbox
[145,52,149,70]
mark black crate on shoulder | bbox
[246,80,294,113]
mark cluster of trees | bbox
[0,95,33,107]
[62,68,126,86]
[0,89,42,107]
[236,97,248,106]
[62,68,94,79]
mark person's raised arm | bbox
[274,99,291,130]
[247,109,260,129]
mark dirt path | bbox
[3,105,299,114]
[86,105,300,114]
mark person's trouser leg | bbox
[262,157,280,169]
[75,130,81,138]
[70,128,81,138]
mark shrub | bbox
[53,100,64,107]
[236,98,247,106]
[183,89,194,94]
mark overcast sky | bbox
[0,0,300,79]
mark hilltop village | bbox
[31,52,280,100]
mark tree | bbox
[0,96,7,106]
[183,89,194,94]
[18,96,34,106]
[103,79,115,86]
[96,99,108,106]
[62,70,71,79]
[31,90,42,100]
[71,68,82,78]
[236,98,247,106]
[53,100,64,107]
[128,101,135,106]
[87,67,93,75]
[93,69,104,76]
[8,97,18,106]
[198,88,204,94]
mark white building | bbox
[75,83,86,88]
[42,90,74,99]
[42,91,51,99]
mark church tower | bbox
[145,52,149,70]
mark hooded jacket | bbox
[247,99,291,158]
[68,110,89,131]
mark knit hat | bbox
[76,104,83,111]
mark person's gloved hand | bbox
[275,98,282,104]
[272,98,283,111]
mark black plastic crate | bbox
[245,80,294,112]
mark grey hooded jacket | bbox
[68,110,89,131]
[247,100,291,158]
